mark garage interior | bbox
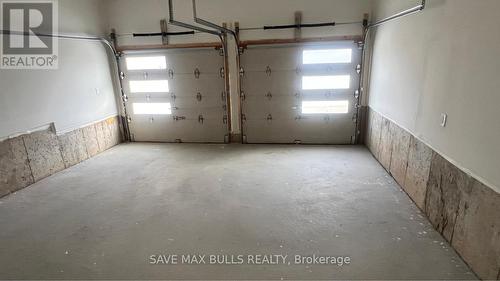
[0,0,499,280]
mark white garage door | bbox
[241,41,361,144]
[122,48,228,143]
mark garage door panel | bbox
[243,119,299,144]
[300,91,356,100]
[170,75,224,95]
[172,97,226,110]
[125,72,168,81]
[171,120,227,143]
[241,41,361,144]
[171,108,225,121]
[126,97,173,112]
[243,101,299,118]
[242,72,301,94]
[299,64,357,74]
[243,98,301,112]
[129,116,177,143]
[241,47,301,71]
[165,49,224,73]
[123,48,227,143]
[296,118,355,144]
[127,92,172,99]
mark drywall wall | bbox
[0,0,118,139]
[368,0,500,193]
[104,0,371,135]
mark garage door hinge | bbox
[119,71,125,80]
[223,115,228,125]
[198,115,204,124]
[196,92,203,102]
[194,68,201,79]
[267,114,273,122]
[266,92,273,100]
[240,92,246,101]
[356,64,362,74]
[171,93,177,100]
[221,91,227,101]
[127,116,132,123]
[354,90,360,99]
[219,48,224,56]
[357,41,364,50]
[242,114,247,123]
[266,66,272,76]
[220,67,225,78]
[352,113,358,123]
[295,67,302,75]
[239,67,245,77]
[173,116,186,121]
[168,69,174,79]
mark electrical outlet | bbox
[440,113,448,127]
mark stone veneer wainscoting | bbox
[0,117,122,198]
[366,108,500,280]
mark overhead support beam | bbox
[239,35,364,48]
[116,42,223,52]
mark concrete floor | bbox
[0,143,476,280]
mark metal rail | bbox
[356,0,426,143]
[0,29,132,141]
[167,0,220,36]
[0,30,116,53]
[191,0,242,142]
[367,0,426,28]
[192,0,236,38]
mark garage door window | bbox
[129,80,169,93]
[302,100,349,114]
[133,103,172,115]
[303,49,352,64]
[126,56,167,70]
[302,75,350,90]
